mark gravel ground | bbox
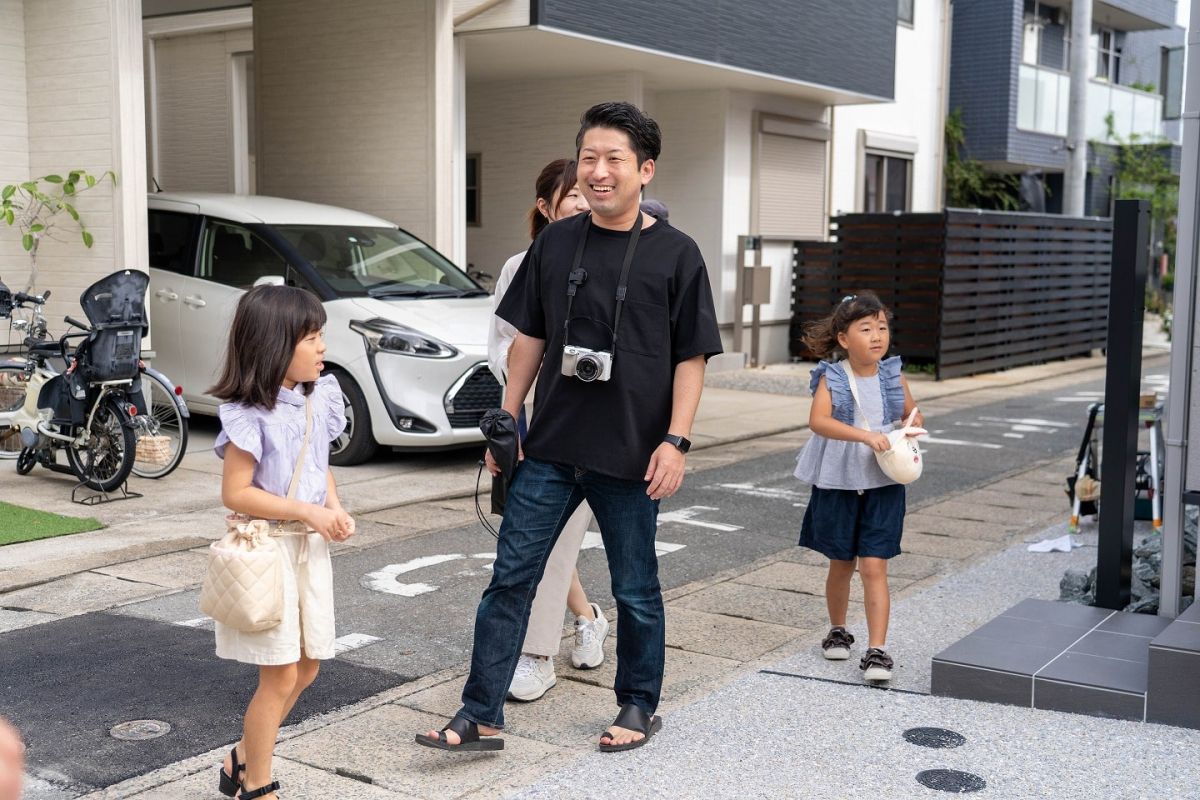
[513,519,1200,799]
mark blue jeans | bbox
[458,457,664,729]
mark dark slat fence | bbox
[790,209,1112,379]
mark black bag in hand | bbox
[479,408,519,515]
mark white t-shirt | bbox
[486,250,527,384]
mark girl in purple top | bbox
[210,285,354,800]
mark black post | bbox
[1095,199,1151,610]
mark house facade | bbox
[949,0,1184,215]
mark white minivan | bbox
[147,192,498,465]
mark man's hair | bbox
[209,284,327,410]
[575,102,662,166]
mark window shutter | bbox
[756,132,827,239]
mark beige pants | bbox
[521,500,595,657]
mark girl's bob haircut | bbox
[209,284,327,410]
[802,290,892,361]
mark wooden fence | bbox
[790,210,1112,379]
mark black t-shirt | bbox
[497,213,723,481]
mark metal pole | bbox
[1095,199,1151,609]
[1064,0,1092,216]
[1159,0,1200,617]
[734,235,747,358]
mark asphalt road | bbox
[4,362,1169,792]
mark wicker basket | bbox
[1076,475,1101,503]
[136,434,173,466]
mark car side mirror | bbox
[252,275,286,288]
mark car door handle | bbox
[183,295,207,308]
[155,289,179,301]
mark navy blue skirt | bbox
[799,483,905,561]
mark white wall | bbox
[254,0,445,246]
[152,27,252,192]
[463,72,643,277]
[6,0,149,335]
[453,0,528,32]
[642,89,726,306]
[829,0,948,215]
[723,90,828,363]
[0,0,30,299]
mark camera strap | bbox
[564,210,644,348]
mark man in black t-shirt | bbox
[417,102,722,755]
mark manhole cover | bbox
[903,727,967,749]
[916,769,986,793]
[109,720,172,741]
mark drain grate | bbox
[903,727,967,749]
[915,769,986,793]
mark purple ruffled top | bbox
[214,374,346,506]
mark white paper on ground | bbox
[1027,534,1081,553]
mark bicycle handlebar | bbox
[12,290,49,305]
[64,315,90,331]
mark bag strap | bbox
[841,363,872,433]
[285,394,313,501]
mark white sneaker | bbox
[508,654,556,701]
[570,602,610,669]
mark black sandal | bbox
[218,745,244,796]
[239,781,280,800]
[415,715,504,752]
[598,703,662,753]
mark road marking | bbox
[657,505,744,532]
[175,617,211,628]
[977,416,1072,428]
[333,633,382,655]
[1003,433,1024,439]
[362,552,496,597]
[921,436,1003,449]
[710,482,808,501]
[581,530,685,557]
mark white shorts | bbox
[214,533,336,665]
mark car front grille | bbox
[445,365,502,428]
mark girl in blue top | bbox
[794,292,922,682]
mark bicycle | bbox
[0,282,189,481]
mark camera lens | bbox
[575,355,600,382]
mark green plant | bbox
[944,109,1021,210]
[1130,81,1157,94]
[1097,113,1178,263]
[1162,270,1175,293]
[1,169,116,290]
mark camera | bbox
[561,345,613,383]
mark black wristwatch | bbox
[664,434,691,454]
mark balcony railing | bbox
[1017,63,1164,142]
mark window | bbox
[863,154,912,213]
[1162,46,1184,120]
[466,153,481,227]
[147,211,199,276]
[897,0,913,25]
[1023,1,1069,70]
[201,222,289,289]
[1091,26,1121,83]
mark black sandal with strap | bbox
[239,781,280,800]
[415,715,504,752]
[218,745,245,796]
[598,703,662,753]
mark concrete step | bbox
[931,598,1177,724]
[1146,601,1200,728]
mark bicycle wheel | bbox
[65,396,137,492]
[0,365,28,460]
[131,370,189,479]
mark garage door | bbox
[756,130,828,239]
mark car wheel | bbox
[328,369,377,466]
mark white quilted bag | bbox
[845,363,927,485]
[199,395,312,632]
[200,519,285,632]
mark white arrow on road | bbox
[657,505,744,532]
[362,552,496,597]
[580,529,686,556]
[710,483,808,501]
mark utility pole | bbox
[1064,0,1092,216]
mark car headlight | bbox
[350,318,458,359]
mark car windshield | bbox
[274,225,485,298]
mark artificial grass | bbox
[0,501,102,546]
